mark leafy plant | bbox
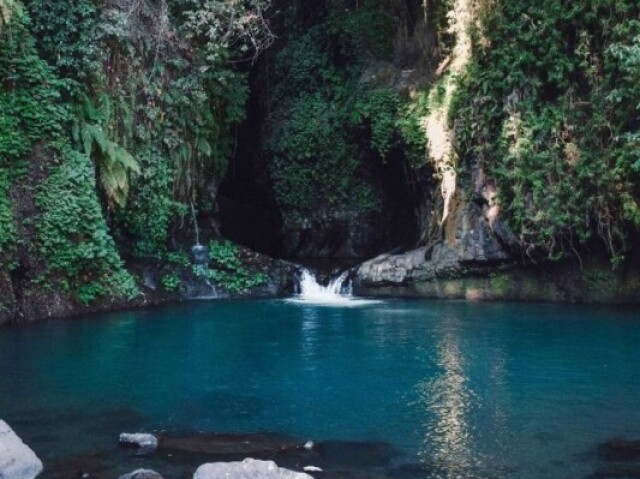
[35,146,139,303]
[72,94,140,208]
[161,273,182,292]
[191,240,267,293]
[452,0,640,262]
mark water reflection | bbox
[300,306,320,362]
[415,316,478,478]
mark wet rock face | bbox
[0,420,43,479]
[355,243,463,287]
[193,459,312,479]
[282,214,390,260]
[354,162,516,293]
[456,200,513,265]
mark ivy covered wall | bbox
[1,0,639,315]
[450,0,640,265]
[0,0,272,310]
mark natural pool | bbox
[1,299,640,478]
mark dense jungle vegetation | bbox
[0,0,638,306]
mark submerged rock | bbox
[193,458,312,479]
[0,420,43,479]
[598,439,640,462]
[118,469,164,479]
[592,465,640,479]
[118,433,158,450]
[158,432,302,456]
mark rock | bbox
[598,439,640,462]
[303,466,322,472]
[0,420,43,479]
[158,432,301,456]
[118,433,158,450]
[356,243,462,287]
[193,459,312,479]
[118,469,163,479]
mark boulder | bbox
[118,469,164,479]
[598,439,640,462]
[303,466,322,472]
[0,420,43,479]
[193,458,312,479]
[119,433,158,450]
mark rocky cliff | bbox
[1,0,639,322]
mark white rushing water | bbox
[288,269,378,306]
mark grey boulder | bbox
[0,420,43,479]
[193,458,313,479]
[119,433,158,450]
[118,469,164,479]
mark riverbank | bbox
[354,246,640,304]
[0,245,297,326]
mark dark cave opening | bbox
[217,80,285,259]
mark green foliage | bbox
[266,7,426,226]
[164,69,248,200]
[0,170,15,258]
[192,240,267,293]
[452,0,640,261]
[0,12,69,160]
[209,240,245,271]
[0,0,278,306]
[121,148,178,258]
[328,0,396,59]
[271,26,337,100]
[0,7,69,264]
[72,94,140,208]
[21,0,254,256]
[161,273,182,292]
[164,250,191,267]
[35,146,139,302]
[182,0,274,64]
[25,0,101,91]
[351,89,428,165]
[268,91,381,224]
[0,8,138,303]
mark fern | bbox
[72,95,140,208]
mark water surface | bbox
[1,299,640,478]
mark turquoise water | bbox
[1,299,640,478]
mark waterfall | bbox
[189,201,209,265]
[289,269,377,306]
[298,269,352,300]
[190,201,201,246]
